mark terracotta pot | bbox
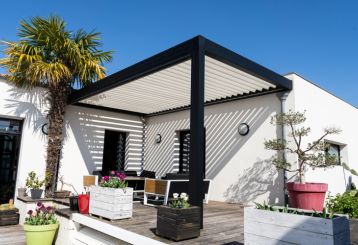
[78,194,90,214]
[287,182,328,211]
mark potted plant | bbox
[244,202,350,244]
[89,172,133,220]
[53,176,71,198]
[25,171,47,199]
[17,184,27,198]
[264,110,341,210]
[156,193,201,241]
[23,201,59,245]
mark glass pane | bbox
[327,144,340,164]
[0,119,21,133]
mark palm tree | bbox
[0,16,112,196]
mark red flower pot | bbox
[287,182,328,211]
[78,194,90,214]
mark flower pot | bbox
[78,194,90,214]
[287,182,328,211]
[24,223,59,245]
[244,207,350,244]
[17,188,27,198]
[53,190,71,198]
[30,189,43,200]
[69,196,79,211]
[156,206,201,241]
[89,186,133,220]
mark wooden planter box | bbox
[156,206,200,241]
[0,208,19,226]
[244,207,350,245]
[89,186,133,220]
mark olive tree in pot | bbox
[25,172,48,199]
[264,110,341,211]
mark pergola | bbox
[69,35,292,226]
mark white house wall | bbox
[144,94,285,205]
[0,79,143,201]
[0,78,49,204]
[284,73,358,195]
[60,106,143,193]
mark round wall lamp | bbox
[238,123,250,136]
[41,123,48,135]
[155,134,162,144]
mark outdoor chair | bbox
[143,178,211,206]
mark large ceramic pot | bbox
[24,223,59,245]
[287,182,328,211]
[30,189,43,199]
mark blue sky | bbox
[1,1,357,106]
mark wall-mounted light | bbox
[238,123,249,136]
[155,134,162,144]
[41,123,48,135]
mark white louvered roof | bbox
[79,56,277,114]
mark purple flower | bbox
[27,210,33,216]
[46,206,52,211]
[36,201,42,207]
[116,172,126,181]
[102,176,110,182]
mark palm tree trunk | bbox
[45,82,69,197]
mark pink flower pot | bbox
[286,182,328,211]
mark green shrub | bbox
[326,191,358,218]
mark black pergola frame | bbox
[69,35,292,227]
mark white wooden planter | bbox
[89,185,133,220]
[244,207,350,245]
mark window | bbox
[325,143,341,165]
[178,129,206,176]
[179,130,191,173]
[102,130,127,172]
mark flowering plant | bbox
[100,172,128,188]
[169,192,190,209]
[25,201,57,225]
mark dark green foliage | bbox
[326,191,358,218]
[255,202,335,219]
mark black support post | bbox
[189,37,205,228]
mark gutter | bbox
[277,92,290,205]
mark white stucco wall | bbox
[60,105,143,193]
[284,73,358,196]
[144,94,285,205]
[0,78,49,203]
[0,79,143,201]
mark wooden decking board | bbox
[0,225,25,245]
[84,201,245,244]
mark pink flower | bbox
[116,172,126,181]
[102,176,110,182]
[36,201,43,207]
[110,170,116,175]
[27,210,33,216]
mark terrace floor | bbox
[85,201,245,244]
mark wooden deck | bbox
[0,225,25,245]
[87,201,245,244]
